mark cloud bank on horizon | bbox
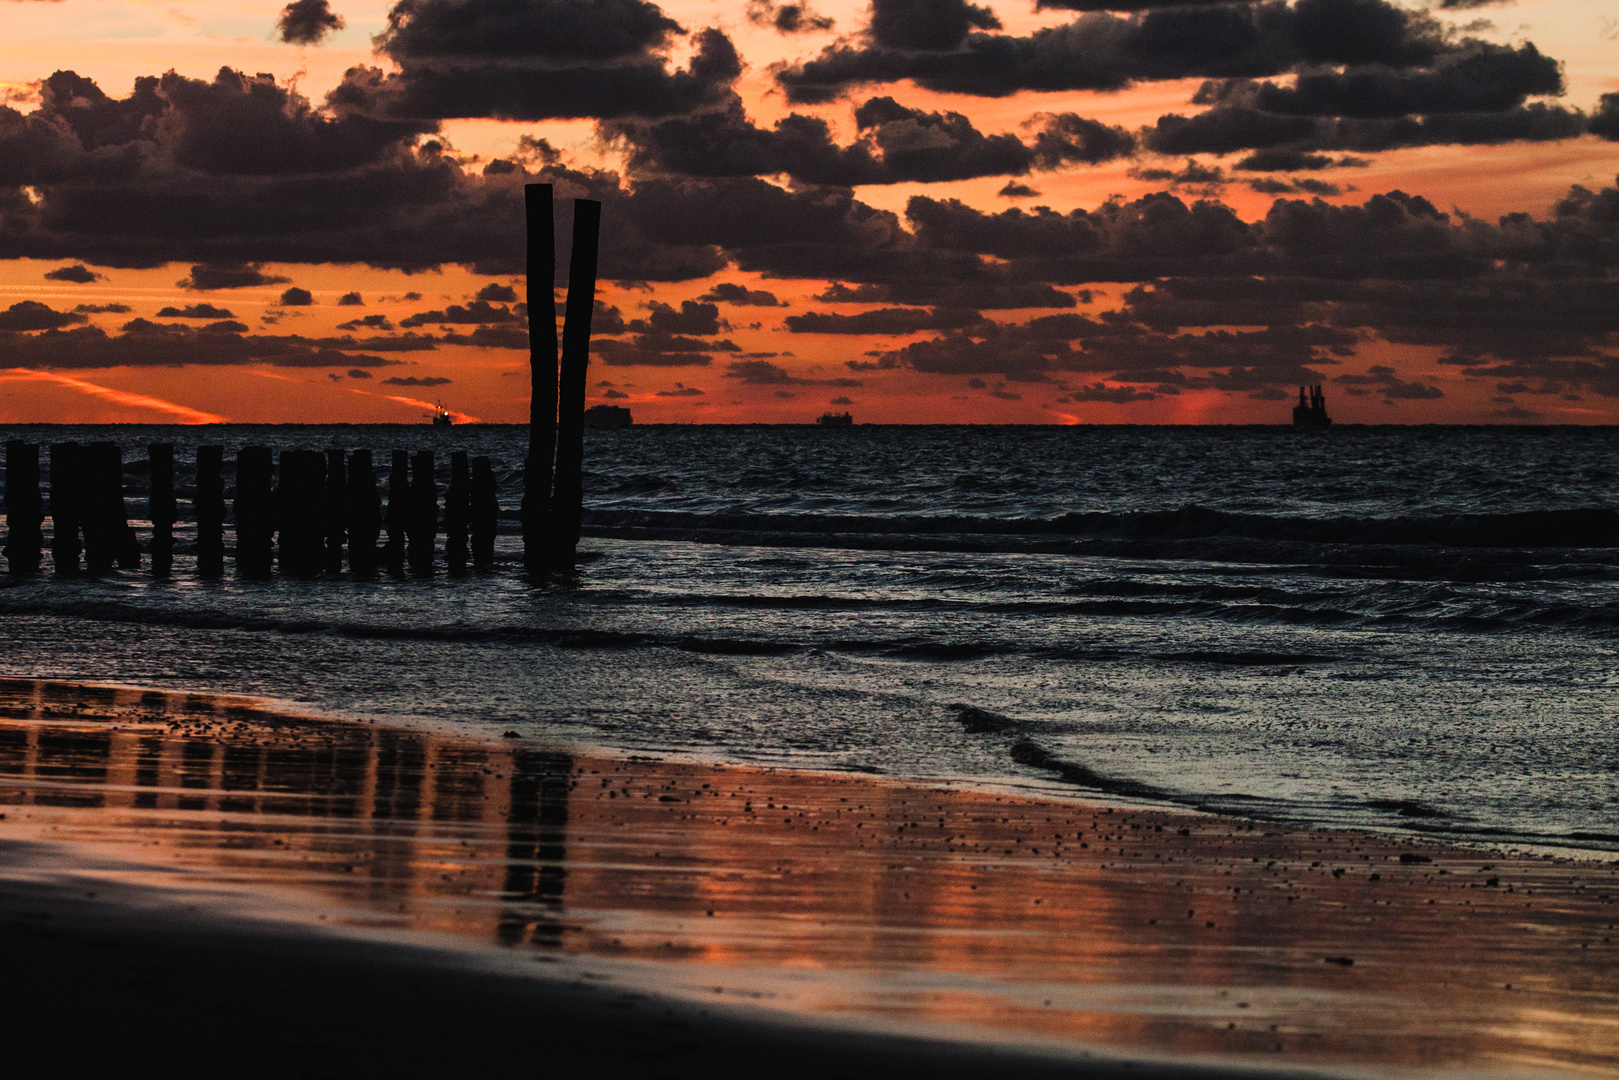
[0,0,1616,422]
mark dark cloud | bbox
[475,282,518,302]
[43,264,100,283]
[0,320,399,369]
[999,182,1039,198]
[381,374,451,385]
[656,384,705,396]
[399,299,522,326]
[278,0,346,45]
[628,299,723,335]
[181,262,291,290]
[280,287,315,306]
[723,359,862,385]
[338,291,363,305]
[830,395,853,405]
[610,93,1062,187]
[1030,113,1135,166]
[347,368,372,378]
[343,0,741,122]
[336,314,394,330]
[747,0,834,33]
[155,303,236,318]
[699,282,785,306]
[1334,363,1443,400]
[0,301,87,331]
[786,307,985,334]
[778,0,1451,104]
[1591,93,1619,141]
[73,303,131,314]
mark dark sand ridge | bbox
[0,679,1615,1077]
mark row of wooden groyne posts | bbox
[0,441,508,579]
[0,186,604,582]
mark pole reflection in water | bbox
[0,678,1616,1076]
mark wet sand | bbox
[0,678,1615,1076]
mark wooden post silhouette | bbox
[148,444,176,578]
[49,443,82,576]
[384,449,408,576]
[84,442,139,573]
[324,447,346,575]
[235,446,274,579]
[445,450,469,575]
[5,441,43,575]
[277,450,324,577]
[346,449,381,576]
[551,198,601,568]
[408,450,436,575]
[195,446,225,579]
[470,455,497,569]
[523,182,558,571]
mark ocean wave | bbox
[583,505,1619,557]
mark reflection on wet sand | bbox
[0,678,1616,1075]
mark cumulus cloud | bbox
[382,374,451,385]
[43,264,101,283]
[280,287,315,306]
[181,262,291,290]
[747,0,834,33]
[156,303,236,319]
[277,0,346,45]
[699,282,786,306]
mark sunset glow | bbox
[0,0,1616,424]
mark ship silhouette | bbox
[1293,386,1331,429]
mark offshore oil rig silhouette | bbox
[1293,385,1332,429]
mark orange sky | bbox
[1,0,1617,424]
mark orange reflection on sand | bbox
[0,679,1615,1075]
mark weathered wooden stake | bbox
[4,441,43,575]
[84,442,139,573]
[195,446,225,579]
[523,182,558,571]
[324,447,346,575]
[551,198,602,567]
[470,455,497,569]
[277,450,325,577]
[49,443,82,576]
[346,449,381,576]
[445,450,470,575]
[235,446,274,579]
[408,450,436,575]
[384,449,408,576]
[148,444,176,578]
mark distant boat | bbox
[1292,386,1331,429]
[430,402,453,426]
[816,411,853,427]
[583,404,633,429]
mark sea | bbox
[0,423,1615,855]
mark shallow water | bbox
[0,423,1615,853]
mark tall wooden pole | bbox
[551,198,601,567]
[148,443,175,578]
[195,446,225,579]
[522,183,557,571]
[49,443,82,577]
[4,441,43,575]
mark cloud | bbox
[382,374,452,385]
[181,262,292,290]
[73,303,131,314]
[475,282,518,302]
[338,291,363,305]
[399,299,523,326]
[43,264,101,283]
[156,303,236,319]
[347,368,373,378]
[0,320,401,369]
[999,182,1039,198]
[339,0,742,122]
[278,0,346,45]
[336,314,393,330]
[698,282,785,306]
[723,359,861,386]
[747,0,834,33]
[280,287,315,306]
[628,299,723,335]
[786,306,985,334]
[656,383,705,395]
[0,301,87,331]
[830,395,853,405]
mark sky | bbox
[0,0,1616,424]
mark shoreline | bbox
[1,677,1616,1076]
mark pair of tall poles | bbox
[522,184,600,570]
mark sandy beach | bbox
[0,677,1615,1077]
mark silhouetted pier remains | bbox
[0,190,605,582]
